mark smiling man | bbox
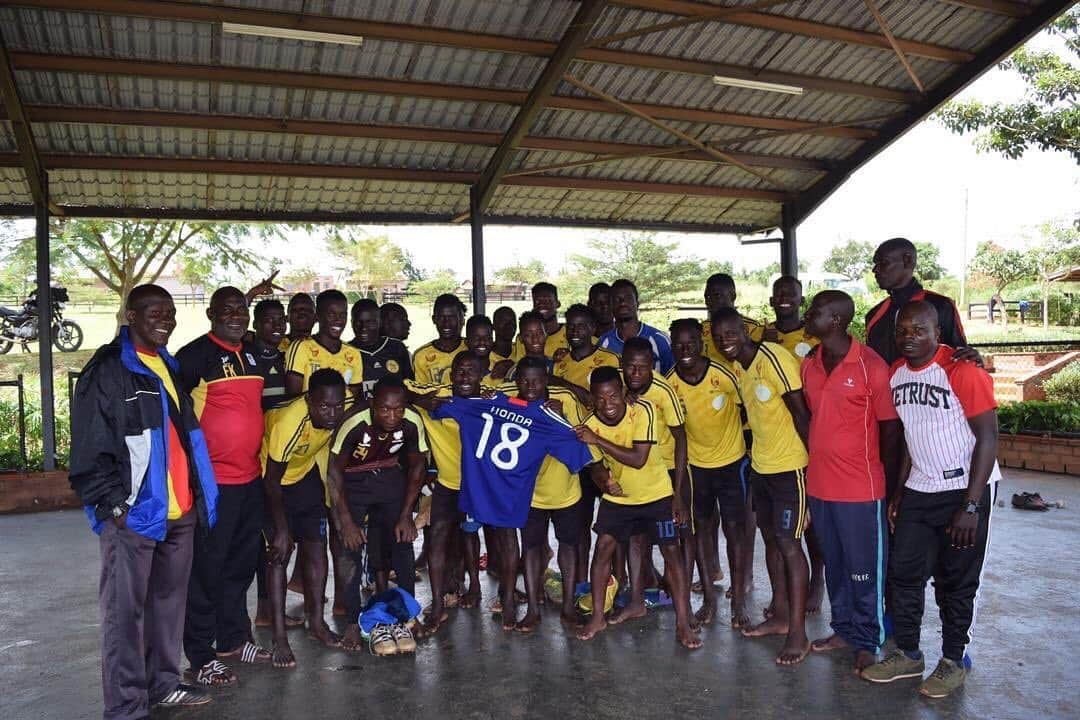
[598,278,674,374]
[413,294,468,384]
[282,293,315,352]
[70,284,219,717]
[764,276,819,360]
[176,287,271,686]
[349,298,413,399]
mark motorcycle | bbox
[0,286,84,354]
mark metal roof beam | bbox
[5,0,920,103]
[8,53,881,140]
[612,0,975,63]
[0,104,830,171]
[0,40,48,208]
[473,0,608,215]
[937,1,1031,18]
[0,153,792,202]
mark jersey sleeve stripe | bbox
[540,405,575,429]
[280,418,307,460]
[760,346,793,393]
[284,339,302,370]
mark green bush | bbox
[0,396,71,471]
[997,400,1080,435]
[1042,361,1080,405]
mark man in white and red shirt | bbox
[861,301,1000,699]
[800,291,900,672]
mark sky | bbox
[260,27,1078,283]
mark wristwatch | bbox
[111,504,127,519]
[962,500,980,515]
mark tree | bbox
[494,259,546,286]
[21,219,273,332]
[823,239,876,280]
[568,232,707,307]
[409,269,460,304]
[280,267,317,292]
[936,8,1079,161]
[1028,220,1080,328]
[913,241,946,282]
[969,241,1035,325]
[326,233,408,302]
[176,249,215,298]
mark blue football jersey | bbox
[429,392,593,528]
[598,323,675,374]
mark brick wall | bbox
[998,434,1080,476]
[0,471,80,514]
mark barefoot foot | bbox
[776,635,811,666]
[694,601,717,626]
[514,612,541,634]
[811,634,849,653]
[741,616,789,638]
[341,624,365,652]
[609,602,647,625]
[576,617,607,641]
[677,624,703,650]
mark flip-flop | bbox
[216,641,271,664]
[187,660,237,687]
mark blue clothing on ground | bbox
[809,496,888,654]
[359,587,421,633]
[598,323,675,374]
[430,392,593,529]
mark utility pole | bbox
[959,187,969,313]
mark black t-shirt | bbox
[252,338,287,411]
[349,336,414,399]
[865,281,967,366]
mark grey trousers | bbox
[99,511,195,720]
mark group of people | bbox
[68,237,1000,720]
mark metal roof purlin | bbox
[471,0,609,217]
[863,0,927,94]
[0,39,48,210]
[585,0,795,47]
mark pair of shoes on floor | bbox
[1012,492,1051,511]
[860,650,967,698]
[370,623,417,656]
[155,683,212,707]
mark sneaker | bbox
[919,657,966,698]
[860,649,925,683]
[155,683,212,707]
[370,624,398,656]
[391,623,417,653]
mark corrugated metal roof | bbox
[0,0,1065,232]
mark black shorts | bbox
[579,465,601,505]
[524,502,582,550]
[275,465,327,542]
[751,467,807,541]
[594,497,677,546]
[344,469,407,572]
[690,459,749,532]
[430,480,465,525]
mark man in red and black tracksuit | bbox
[177,286,269,686]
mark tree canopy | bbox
[568,232,708,307]
[822,239,876,280]
[936,8,1079,162]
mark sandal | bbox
[217,641,271,664]
[1012,492,1050,511]
[188,659,237,687]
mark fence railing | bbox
[0,374,28,471]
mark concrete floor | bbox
[1,468,1077,720]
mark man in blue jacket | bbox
[69,284,219,720]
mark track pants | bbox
[889,483,995,662]
[808,496,887,654]
[183,480,263,669]
[343,470,415,622]
[99,511,195,720]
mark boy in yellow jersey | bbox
[261,369,347,668]
[764,275,820,360]
[764,275,826,614]
[407,351,486,637]
[667,318,750,629]
[280,292,315,352]
[492,306,517,361]
[511,282,569,360]
[412,293,468,384]
[514,357,593,631]
[284,288,363,615]
[285,289,363,396]
[555,304,621,581]
[575,367,701,650]
[713,307,813,666]
[620,336,689,602]
[702,273,764,362]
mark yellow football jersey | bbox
[553,346,621,390]
[633,375,685,470]
[703,317,764,364]
[732,342,808,474]
[665,361,745,468]
[404,380,463,490]
[764,322,820,360]
[584,399,672,506]
[412,339,466,385]
[261,396,334,486]
[530,386,593,510]
[285,337,363,392]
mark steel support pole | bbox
[35,171,56,470]
[469,185,486,316]
[780,204,799,279]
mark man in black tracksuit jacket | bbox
[69,285,218,720]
